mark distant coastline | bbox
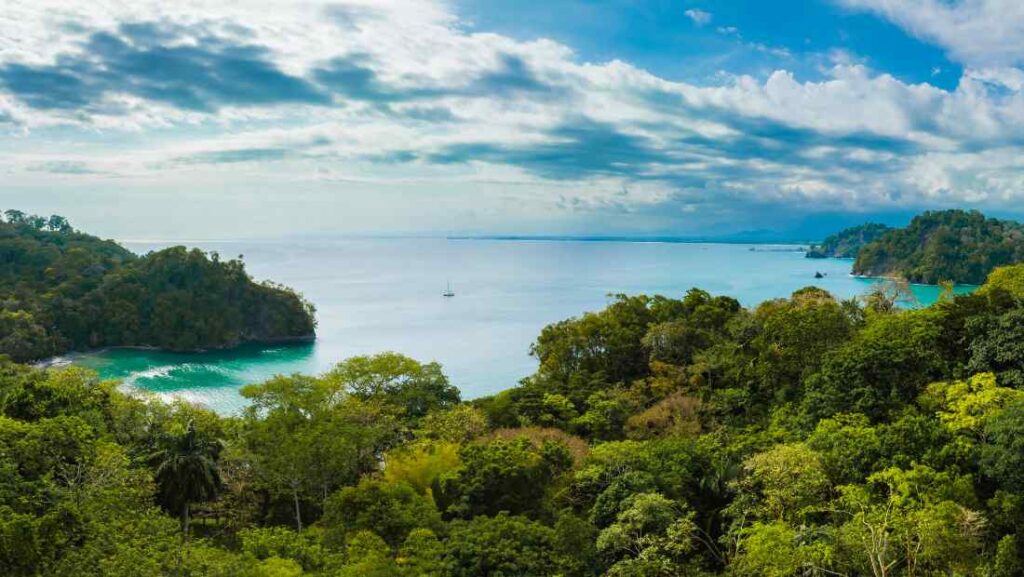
[447,235,820,245]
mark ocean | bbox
[63,238,972,413]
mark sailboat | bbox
[442,281,455,297]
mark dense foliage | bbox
[806,222,891,259]
[852,209,1024,284]
[0,211,315,361]
[6,260,1024,575]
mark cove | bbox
[63,239,974,413]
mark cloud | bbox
[0,22,329,112]
[3,0,1024,236]
[313,51,561,104]
[0,65,99,110]
[313,55,418,103]
[163,134,332,166]
[171,147,293,165]
[835,0,1024,68]
[474,54,560,97]
[27,160,103,174]
[427,118,674,180]
[0,19,570,117]
[674,112,918,171]
[684,9,713,26]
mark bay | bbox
[64,239,973,413]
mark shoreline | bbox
[807,255,981,287]
[847,272,980,288]
[447,236,819,246]
[33,334,316,369]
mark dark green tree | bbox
[435,437,573,519]
[322,479,442,548]
[444,513,572,577]
[150,420,223,538]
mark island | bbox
[0,210,316,362]
[805,222,891,258]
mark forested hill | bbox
[6,268,1024,575]
[0,210,315,361]
[849,209,1024,284]
[805,222,891,258]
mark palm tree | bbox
[150,420,224,539]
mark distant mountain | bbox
[806,223,892,259]
[852,210,1024,284]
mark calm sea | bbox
[62,239,971,413]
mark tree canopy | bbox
[5,249,1024,575]
[852,209,1024,284]
[0,211,316,361]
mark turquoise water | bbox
[64,239,973,413]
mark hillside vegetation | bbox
[4,265,1024,575]
[805,222,891,258]
[0,210,315,361]
[851,209,1024,284]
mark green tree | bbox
[322,478,442,548]
[806,413,882,484]
[596,492,698,576]
[802,310,945,421]
[239,526,334,572]
[731,522,810,577]
[3,209,26,224]
[531,294,655,388]
[46,215,71,233]
[927,372,1024,441]
[981,399,1024,493]
[979,263,1024,297]
[435,437,573,519]
[326,352,460,421]
[444,513,571,577]
[417,404,489,442]
[837,468,984,577]
[241,374,398,531]
[397,528,446,576]
[751,287,855,404]
[730,443,830,525]
[149,420,223,538]
[335,530,398,577]
[383,441,461,497]
[967,309,1024,387]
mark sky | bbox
[2,0,1024,240]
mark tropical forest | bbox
[5,210,1024,576]
[0,211,316,362]
[808,210,1024,285]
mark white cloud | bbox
[2,0,1024,237]
[836,0,1024,68]
[684,9,713,26]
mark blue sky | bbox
[2,0,1024,239]
[459,0,963,89]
